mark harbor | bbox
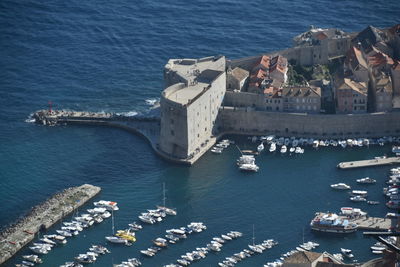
[0,184,100,265]
[337,157,400,169]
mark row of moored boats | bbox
[219,238,278,267]
[140,222,206,258]
[163,231,242,266]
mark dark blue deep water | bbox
[1,0,399,266]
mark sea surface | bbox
[0,0,399,266]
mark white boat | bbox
[139,215,156,224]
[257,143,264,152]
[239,163,259,172]
[367,201,380,205]
[312,140,319,148]
[105,236,128,244]
[350,196,367,202]
[340,248,354,258]
[22,255,42,264]
[392,146,400,154]
[289,147,295,153]
[269,143,276,152]
[157,183,177,215]
[340,207,367,216]
[280,145,287,153]
[356,177,376,184]
[330,183,351,190]
[93,200,119,211]
[211,147,223,154]
[237,155,255,165]
[350,190,368,197]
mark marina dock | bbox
[0,184,101,265]
[338,215,393,231]
[337,157,400,169]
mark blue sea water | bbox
[1,0,399,266]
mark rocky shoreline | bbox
[0,184,101,264]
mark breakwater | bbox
[0,184,100,264]
[338,157,400,169]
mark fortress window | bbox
[205,127,207,132]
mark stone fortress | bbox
[159,24,400,164]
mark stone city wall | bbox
[218,107,400,138]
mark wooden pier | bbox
[337,157,400,169]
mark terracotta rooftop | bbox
[337,78,367,95]
[315,262,354,267]
[270,55,288,73]
[252,55,270,71]
[368,46,394,67]
[250,68,267,82]
[284,251,322,264]
[346,46,368,70]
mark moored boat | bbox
[310,213,358,233]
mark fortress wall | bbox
[218,107,400,138]
[223,91,265,109]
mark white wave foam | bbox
[145,98,158,106]
[25,113,36,123]
[116,111,138,117]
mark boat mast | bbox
[252,224,255,246]
[111,209,115,235]
[235,144,243,156]
[163,182,166,207]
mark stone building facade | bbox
[160,56,226,159]
[335,78,367,114]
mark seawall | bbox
[0,184,101,264]
[218,107,400,138]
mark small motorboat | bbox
[331,183,351,190]
[356,177,376,184]
[350,196,367,202]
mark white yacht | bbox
[350,196,367,202]
[93,200,119,211]
[105,236,129,244]
[239,163,259,172]
[289,147,295,153]
[211,147,223,154]
[356,177,376,184]
[257,143,264,152]
[330,183,351,190]
[269,143,276,152]
[280,145,287,153]
[312,140,319,148]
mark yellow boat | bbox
[116,230,136,242]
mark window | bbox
[171,130,175,136]
[205,127,207,132]
[171,119,174,124]
[354,99,357,104]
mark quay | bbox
[342,216,393,231]
[337,157,400,169]
[0,184,101,265]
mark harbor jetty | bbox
[337,157,400,169]
[0,184,100,264]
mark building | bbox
[283,251,349,267]
[160,56,226,160]
[335,77,367,113]
[226,67,249,91]
[281,86,321,113]
[372,74,393,112]
[292,27,351,65]
[269,55,288,88]
[344,46,369,82]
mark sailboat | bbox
[248,225,262,253]
[105,210,129,245]
[157,183,177,216]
